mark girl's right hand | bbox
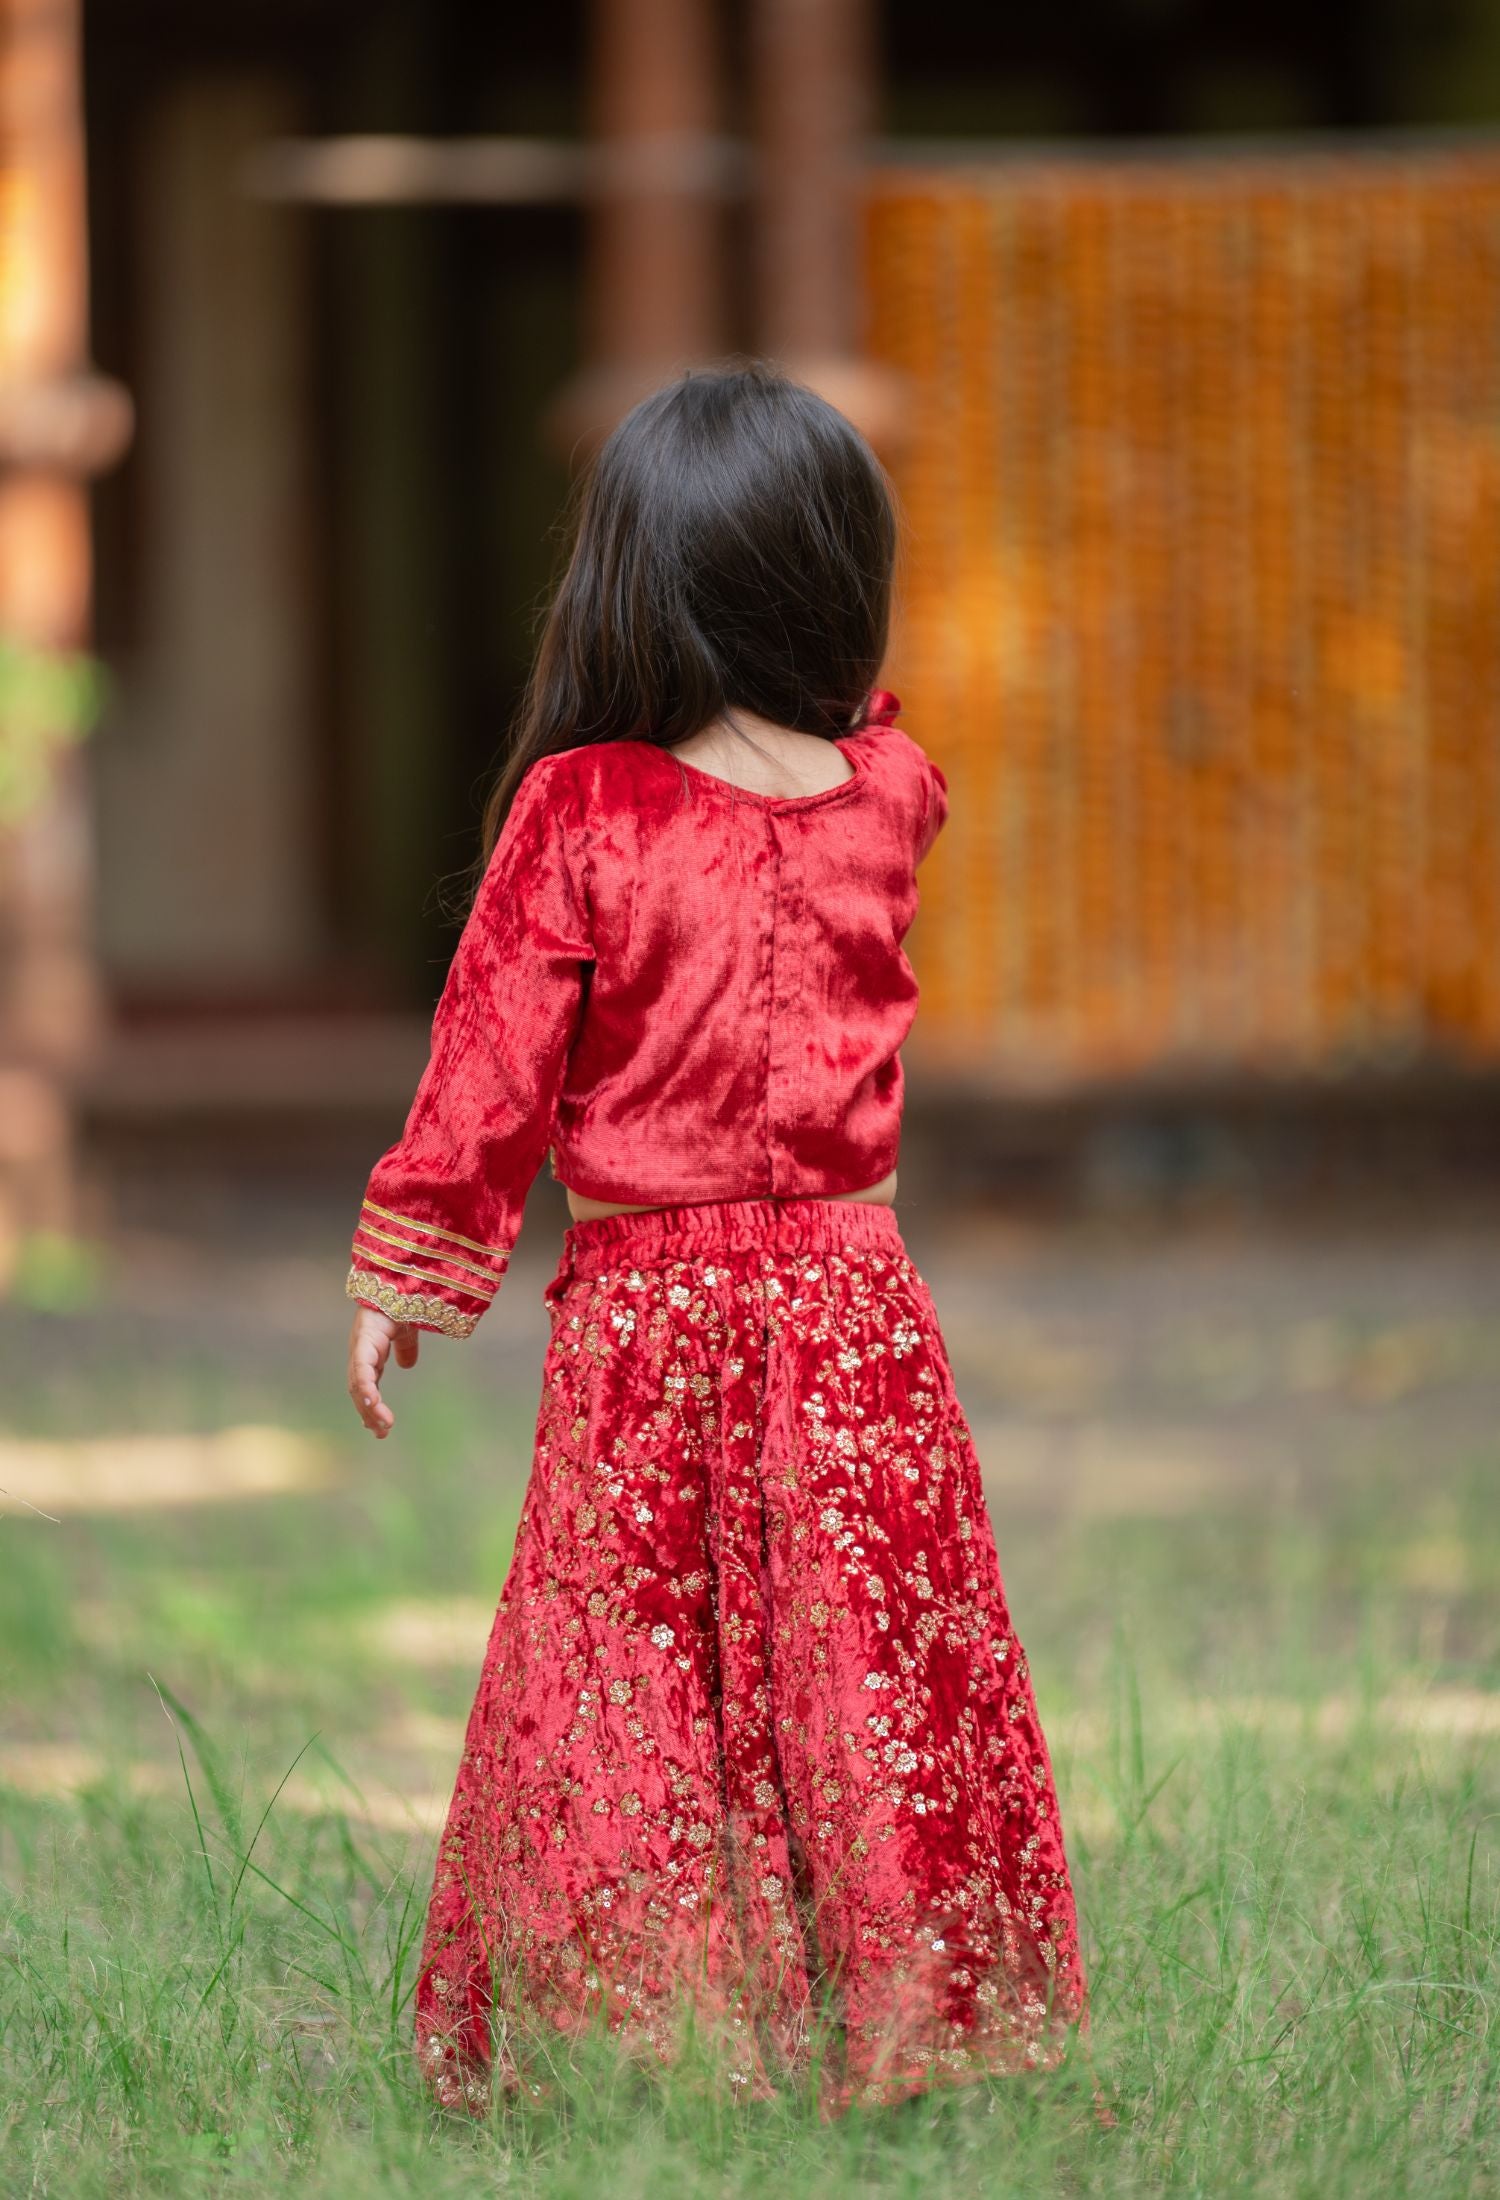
[347,1304,420,1437]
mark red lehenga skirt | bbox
[415,1198,1088,2116]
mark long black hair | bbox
[476,361,898,869]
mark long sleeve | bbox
[346,755,592,1337]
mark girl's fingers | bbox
[348,1311,397,1437]
[346,1309,425,1439]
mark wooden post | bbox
[749,0,904,450]
[547,0,728,454]
[0,0,131,1281]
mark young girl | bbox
[343,364,1088,2116]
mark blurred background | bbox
[1,7,1499,2182]
[4,0,1500,1261]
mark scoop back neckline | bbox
[651,728,870,811]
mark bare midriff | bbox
[557,1162,899,1224]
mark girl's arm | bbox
[344,756,592,1432]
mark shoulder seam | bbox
[528,748,594,911]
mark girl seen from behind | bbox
[343,363,1089,2117]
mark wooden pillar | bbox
[749,0,903,450]
[0,0,131,1279]
[548,0,727,453]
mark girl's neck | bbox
[673,709,856,799]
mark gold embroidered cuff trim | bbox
[346,1266,478,1339]
[360,1198,509,1263]
[354,1219,506,1288]
[351,1248,496,1301]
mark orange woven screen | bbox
[866,153,1500,1085]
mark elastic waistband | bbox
[555,1196,905,1283]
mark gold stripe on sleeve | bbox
[350,1249,496,1301]
[354,1219,507,1288]
[360,1199,510,1263]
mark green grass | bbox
[2,1244,1498,2196]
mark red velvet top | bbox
[345,693,948,1336]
